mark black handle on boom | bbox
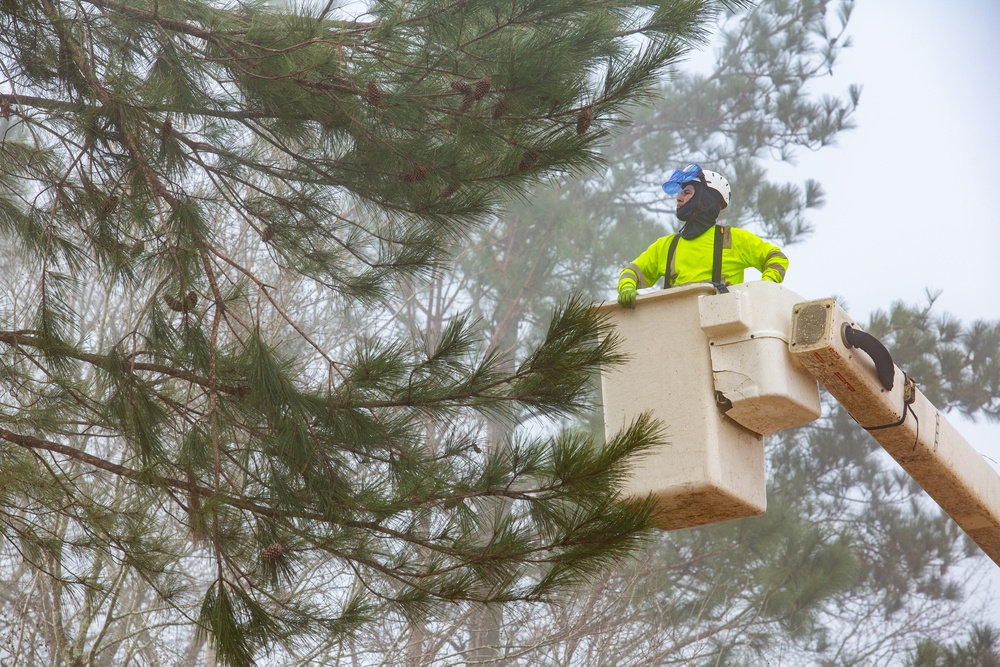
[842,324,895,391]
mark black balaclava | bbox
[676,181,723,240]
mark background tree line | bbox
[0,0,997,665]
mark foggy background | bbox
[764,0,1000,469]
[761,0,1000,624]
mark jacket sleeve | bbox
[618,235,671,292]
[735,229,788,283]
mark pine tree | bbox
[908,624,1000,667]
[0,1,751,665]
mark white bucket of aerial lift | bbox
[699,281,822,435]
[596,281,820,531]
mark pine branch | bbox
[0,1,751,663]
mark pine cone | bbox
[458,94,475,114]
[518,149,539,173]
[491,99,508,120]
[100,195,118,217]
[231,385,251,398]
[261,224,276,243]
[261,542,285,561]
[159,118,172,148]
[450,80,472,95]
[402,164,430,183]
[440,184,458,199]
[165,291,198,313]
[576,107,593,135]
[366,80,382,108]
[473,76,491,100]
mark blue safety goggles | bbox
[661,163,703,195]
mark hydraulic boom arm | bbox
[789,298,1000,567]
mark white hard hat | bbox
[662,163,732,209]
[700,170,731,209]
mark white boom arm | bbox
[789,298,1000,567]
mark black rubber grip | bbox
[842,325,895,391]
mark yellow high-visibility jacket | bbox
[618,225,788,291]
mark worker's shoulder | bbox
[726,225,779,245]
[648,232,677,247]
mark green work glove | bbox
[617,285,637,309]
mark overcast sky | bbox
[761,0,1000,468]
[749,0,1000,618]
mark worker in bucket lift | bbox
[617,164,789,309]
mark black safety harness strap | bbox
[664,233,681,288]
[712,225,726,285]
